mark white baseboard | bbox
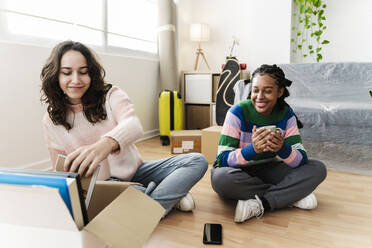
[137,129,159,142]
[18,129,160,171]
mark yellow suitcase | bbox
[159,90,183,145]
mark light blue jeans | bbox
[130,153,208,217]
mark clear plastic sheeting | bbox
[279,63,372,172]
[303,140,372,175]
[279,63,372,104]
[289,100,372,145]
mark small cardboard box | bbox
[170,130,202,154]
[0,180,164,248]
[201,126,222,164]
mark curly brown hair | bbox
[40,41,112,130]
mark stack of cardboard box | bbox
[170,126,222,165]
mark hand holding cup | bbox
[253,125,284,153]
[258,125,284,153]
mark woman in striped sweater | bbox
[211,64,327,223]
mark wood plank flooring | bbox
[137,137,372,248]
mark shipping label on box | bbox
[170,130,201,154]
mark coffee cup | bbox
[257,125,283,137]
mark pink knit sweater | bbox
[42,86,143,181]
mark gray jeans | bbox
[130,153,208,216]
[211,159,327,210]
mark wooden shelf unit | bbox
[181,71,220,130]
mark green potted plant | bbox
[291,0,330,62]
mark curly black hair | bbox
[249,64,303,128]
[40,40,112,130]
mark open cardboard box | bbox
[0,180,164,248]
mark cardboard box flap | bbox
[88,181,141,220]
[0,184,77,231]
[202,125,222,132]
[85,186,164,248]
[81,230,112,248]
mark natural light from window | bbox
[108,0,158,52]
[0,0,158,54]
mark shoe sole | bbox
[293,194,318,210]
[234,200,244,223]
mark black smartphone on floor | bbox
[203,223,222,245]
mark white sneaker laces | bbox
[254,195,265,218]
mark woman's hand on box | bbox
[64,137,119,177]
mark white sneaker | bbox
[176,193,195,211]
[292,193,318,210]
[234,195,264,223]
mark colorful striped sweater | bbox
[216,100,307,168]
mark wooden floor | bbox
[138,137,372,248]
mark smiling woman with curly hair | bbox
[40,40,208,218]
[211,64,327,223]
[41,40,112,130]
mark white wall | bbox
[291,0,372,63]
[0,41,160,170]
[177,0,292,73]
[178,0,372,67]
[323,0,372,62]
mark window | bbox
[0,0,158,55]
[107,0,158,53]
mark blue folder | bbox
[0,172,72,216]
